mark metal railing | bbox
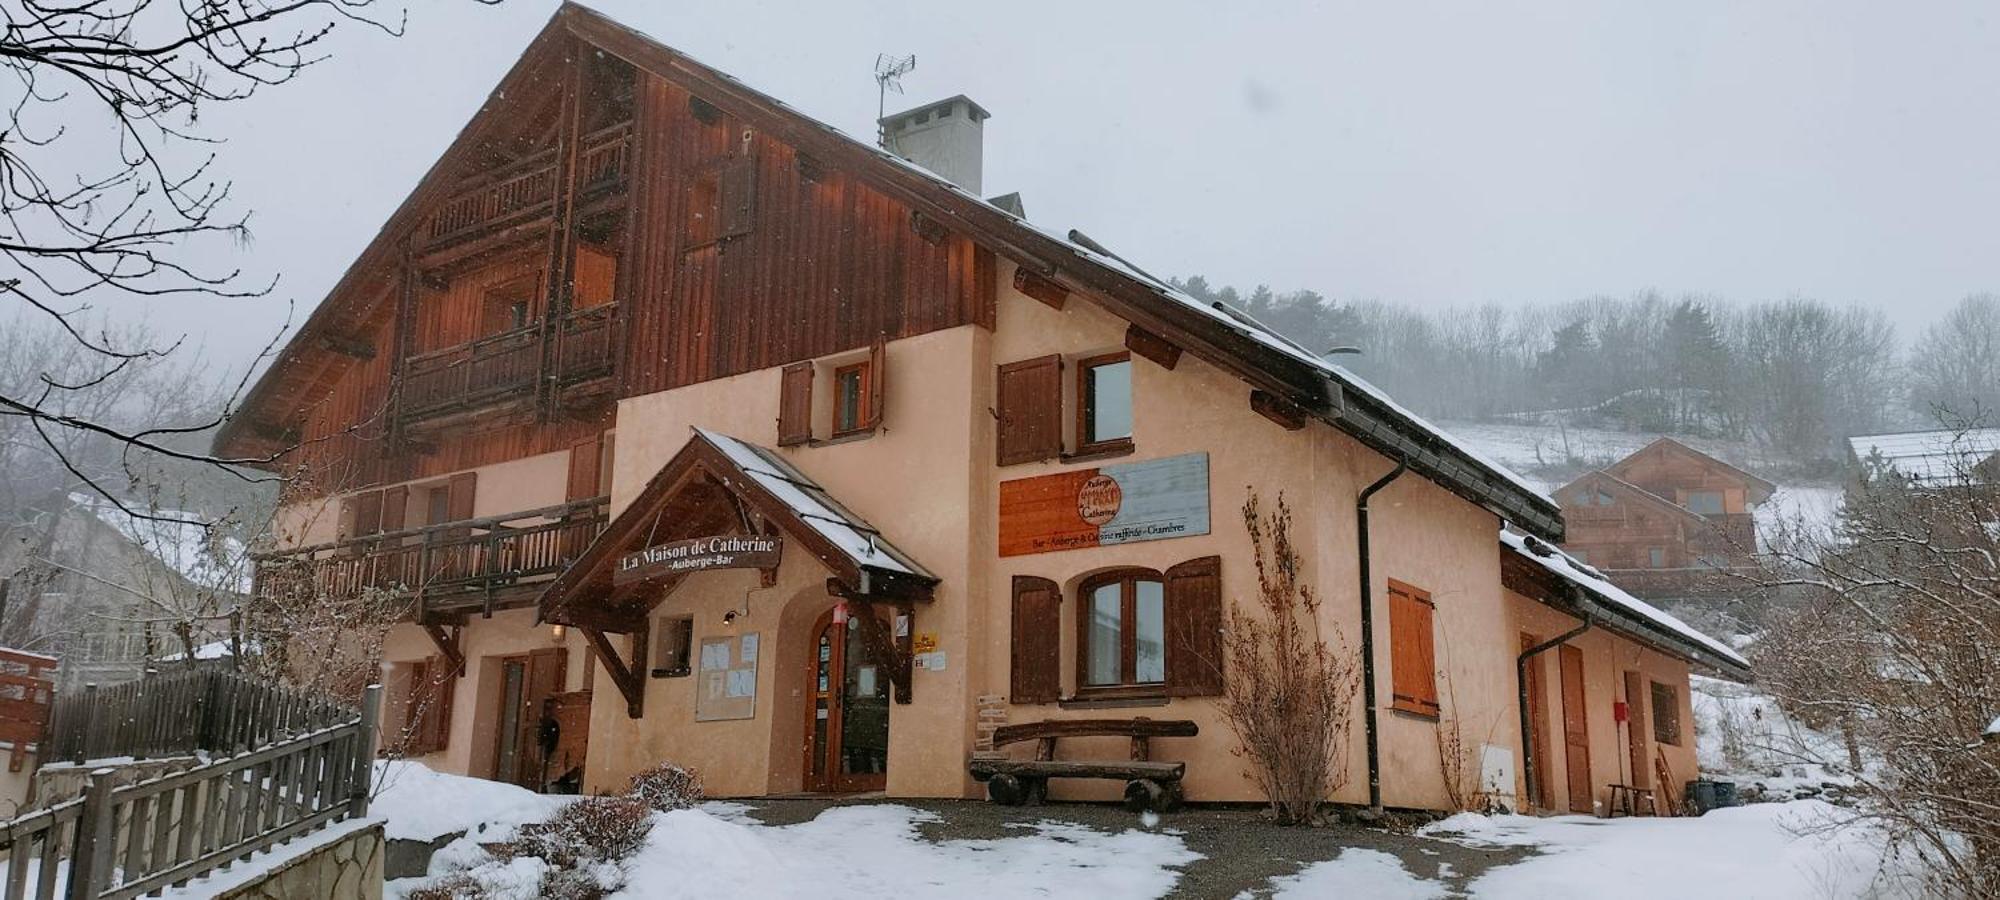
[256,498,609,617]
[0,686,380,900]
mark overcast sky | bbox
[142,0,2000,368]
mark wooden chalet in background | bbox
[1554,438,1774,599]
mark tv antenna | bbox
[875,52,916,145]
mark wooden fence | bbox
[0,686,380,900]
[42,670,350,766]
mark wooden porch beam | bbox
[421,622,466,678]
[1250,389,1308,431]
[1124,325,1182,371]
[581,624,645,718]
[1012,268,1068,310]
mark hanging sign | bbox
[998,453,1210,557]
[615,534,783,584]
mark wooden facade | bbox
[1555,438,1774,599]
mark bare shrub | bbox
[516,796,654,869]
[404,873,487,900]
[626,762,705,812]
[1757,434,2000,895]
[1219,491,1362,825]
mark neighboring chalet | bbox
[217,5,1747,815]
[1848,427,2000,489]
[1554,438,1774,600]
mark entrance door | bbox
[491,648,567,791]
[1559,645,1593,813]
[1520,634,1553,811]
[803,608,890,793]
[1623,670,1651,792]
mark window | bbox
[651,617,694,678]
[1695,554,1729,571]
[481,275,538,336]
[1076,352,1134,455]
[1078,570,1166,690]
[1388,580,1439,717]
[832,361,871,437]
[1651,681,1681,745]
[1648,547,1666,568]
[398,656,456,755]
[1684,491,1724,515]
[1596,490,1616,507]
[1570,549,1589,564]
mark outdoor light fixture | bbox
[721,610,739,627]
[550,624,566,641]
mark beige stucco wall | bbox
[1510,592,1698,815]
[273,448,573,550]
[379,607,593,779]
[578,325,986,799]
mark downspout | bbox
[1517,607,1592,812]
[1356,457,1407,817]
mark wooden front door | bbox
[802,609,890,793]
[1559,645,1593,813]
[491,648,567,791]
[1521,634,1553,811]
[1623,670,1651,791]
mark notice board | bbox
[695,631,759,722]
[998,452,1210,556]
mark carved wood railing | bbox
[255,498,609,618]
[400,325,542,418]
[558,304,617,384]
[423,122,632,247]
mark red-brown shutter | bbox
[777,362,813,446]
[380,485,409,533]
[447,472,477,522]
[567,435,603,501]
[718,156,756,240]
[995,355,1063,466]
[1165,556,1225,696]
[1388,583,1439,716]
[1009,576,1061,704]
[863,337,887,431]
[352,490,385,537]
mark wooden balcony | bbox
[255,497,609,619]
[423,122,632,248]
[398,304,618,426]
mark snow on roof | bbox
[1986,715,2000,741]
[68,494,251,593]
[156,638,257,662]
[1847,428,2000,487]
[696,430,934,581]
[1500,529,1749,671]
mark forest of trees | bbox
[1172,277,2000,469]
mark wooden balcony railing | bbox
[424,122,632,246]
[255,498,609,618]
[398,303,618,422]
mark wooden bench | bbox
[967,717,1198,812]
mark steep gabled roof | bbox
[1553,469,1711,528]
[217,3,1564,540]
[1608,437,1776,503]
[1848,427,2000,488]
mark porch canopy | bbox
[539,428,937,716]
[542,427,936,627]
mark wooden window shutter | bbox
[995,354,1063,466]
[420,655,456,753]
[352,490,385,537]
[1165,556,1225,696]
[447,472,478,522]
[777,362,813,446]
[863,337,887,431]
[567,435,603,501]
[1388,583,1439,716]
[380,485,409,533]
[601,432,615,495]
[718,156,756,240]
[1009,576,1061,703]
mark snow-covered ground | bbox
[1691,674,1859,802]
[380,761,1918,900]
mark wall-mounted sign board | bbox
[998,453,1210,557]
[695,631,758,722]
[615,535,783,585]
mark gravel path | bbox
[736,798,1535,898]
